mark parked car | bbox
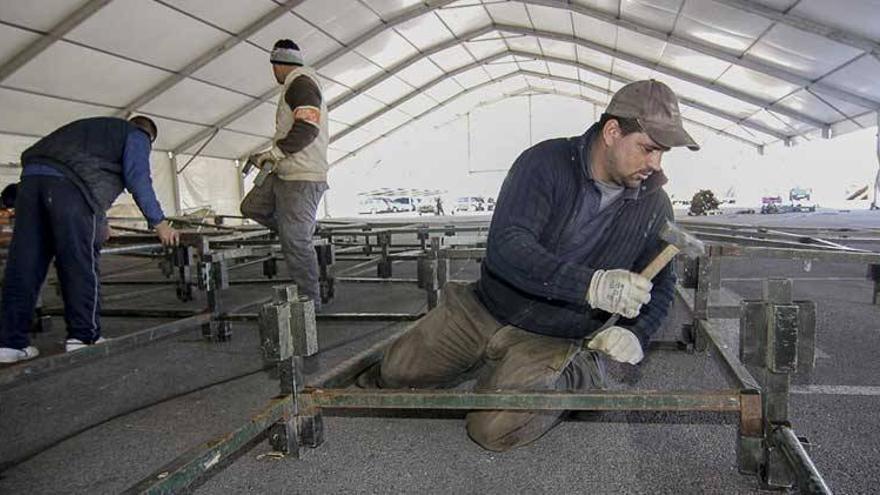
[390,197,418,212]
[453,196,485,213]
[359,197,391,214]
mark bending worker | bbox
[0,116,179,364]
[361,80,700,451]
[241,39,329,310]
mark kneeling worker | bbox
[362,80,700,451]
[0,116,179,363]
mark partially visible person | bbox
[0,116,179,363]
[240,39,329,309]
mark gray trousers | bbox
[240,175,328,307]
[380,282,606,452]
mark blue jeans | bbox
[1,176,104,348]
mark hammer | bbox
[584,220,705,343]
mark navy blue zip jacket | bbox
[475,123,676,347]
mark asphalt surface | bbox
[0,210,878,494]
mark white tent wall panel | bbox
[435,2,492,36]
[395,12,453,51]
[195,130,268,161]
[820,55,880,102]
[524,3,574,33]
[295,0,381,43]
[5,41,168,107]
[355,30,420,71]
[0,88,113,138]
[248,9,342,63]
[614,30,671,67]
[318,51,382,89]
[716,66,802,102]
[161,0,278,34]
[226,102,277,138]
[66,0,229,72]
[192,43,276,98]
[747,24,862,80]
[429,45,479,73]
[316,75,349,102]
[570,10,618,47]
[394,58,446,87]
[362,0,422,20]
[331,95,386,127]
[676,1,772,54]
[546,61,579,81]
[359,108,412,138]
[395,93,437,117]
[481,57,519,80]
[463,38,509,62]
[744,110,807,136]
[620,0,684,33]
[574,45,615,72]
[659,43,732,81]
[483,2,531,26]
[147,116,208,154]
[0,0,84,32]
[0,24,41,65]
[504,35,543,55]
[453,69,492,90]
[537,38,577,61]
[176,155,240,216]
[140,78,253,125]
[776,90,868,126]
[423,78,465,103]
[364,76,418,106]
[790,0,880,41]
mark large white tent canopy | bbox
[1,0,878,215]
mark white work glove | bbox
[586,269,652,319]
[588,326,644,364]
[247,151,274,168]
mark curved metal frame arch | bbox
[328,68,764,168]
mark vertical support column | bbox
[692,253,720,351]
[260,285,323,456]
[315,242,335,305]
[173,245,195,302]
[868,264,880,305]
[424,238,442,310]
[362,227,372,255]
[740,278,806,489]
[260,285,302,457]
[417,225,429,251]
[376,232,392,278]
[199,239,231,342]
[169,154,183,216]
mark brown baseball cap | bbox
[606,79,699,151]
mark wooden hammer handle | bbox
[640,244,680,280]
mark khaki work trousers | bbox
[380,282,606,452]
[240,175,328,307]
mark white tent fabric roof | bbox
[1,0,879,166]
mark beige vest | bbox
[270,65,329,182]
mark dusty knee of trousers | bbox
[378,350,418,388]
[466,412,521,452]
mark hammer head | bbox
[659,220,705,257]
